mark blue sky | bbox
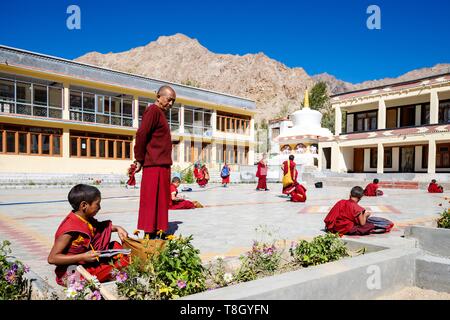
[1,0,449,83]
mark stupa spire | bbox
[303,90,310,109]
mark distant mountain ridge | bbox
[75,33,450,122]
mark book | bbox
[97,249,131,258]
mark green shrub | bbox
[116,235,206,300]
[437,209,450,229]
[182,168,194,184]
[289,233,349,267]
[235,241,282,283]
[0,240,32,300]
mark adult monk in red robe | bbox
[282,155,298,195]
[290,183,307,202]
[48,184,129,286]
[324,186,375,236]
[364,178,384,196]
[169,177,197,210]
[428,179,444,193]
[134,86,175,239]
[256,155,269,191]
[126,162,137,188]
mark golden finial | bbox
[303,90,310,109]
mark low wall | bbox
[404,226,450,258]
[183,245,419,300]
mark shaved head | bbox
[157,85,176,97]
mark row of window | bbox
[345,100,450,133]
[182,141,249,164]
[217,115,250,135]
[0,126,61,156]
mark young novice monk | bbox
[290,183,307,202]
[364,178,384,196]
[324,186,393,236]
[48,184,129,286]
[428,179,444,193]
[169,177,203,209]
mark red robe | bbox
[53,212,129,286]
[196,167,209,187]
[221,166,230,184]
[134,104,172,234]
[291,184,307,202]
[256,161,268,190]
[428,182,443,193]
[169,183,196,210]
[126,163,137,186]
[324,199,374,236]
[282,160,298,194]
[364,183,383,196]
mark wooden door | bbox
[354,148,364,173]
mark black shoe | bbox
[265,189,270,191]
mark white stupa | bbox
[268,90,333,168]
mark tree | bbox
[308,82,335,133]
[308,82,328,111]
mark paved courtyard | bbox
[0,182,447,291]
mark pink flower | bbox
[5,270,16,284]
[88,290,102,300]
[23,265,30,273]
[115,271,128,283]
[177,280,186,289]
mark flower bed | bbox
[113,233,364,300]
[0,240,32,300]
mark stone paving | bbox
[0,182,447,292]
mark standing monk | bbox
[256,155,269,191]
[134,86,176,239]
[282,155,298,195]
[126,162,137,189]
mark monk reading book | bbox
[428,179,444,193]
[48,184,130,286]
[364,178,384,196]
[324,186,393,236]
[169,177,203,210]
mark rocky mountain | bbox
[75,34,450,122]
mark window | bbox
[216,112,251,135]
[16,82,31,104]
[439,100,450,124]
[49,87,62,108]
[33,85,47,106]
[83,93,95,112]
[69,131,132,159]
[355,111,377,132]
[437,144,450,168]
[0,125,62,156]
[371,147,393,168]
[400,106,415,127]
[0,79,14,101]
[184,106,212,136]
[421,104,430,125]
[70,91,82,110]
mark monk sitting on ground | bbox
[428,179,444,193]
[169,177,203,209]
[48,184,130,286]
[364,178,384,196]
[285,183,307,202]
[324,186,393,236]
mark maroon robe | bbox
[196,167,209,187]
[256,160,268,190]
[364,183,383,196]
[134,104,172,234]
[53,212,129,286]
[126,163,137,186]
[169,183,196,210]
[282,160,298,194]
[324,199,375,236]
[291,184,307,202]
[428,182,443,193]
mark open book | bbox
[97,248,131,258]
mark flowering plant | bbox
[64,272,102,300]
[235,240,282,282]
[437,198,450,229]
[116,235,206,300]
[0,240,32,300]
